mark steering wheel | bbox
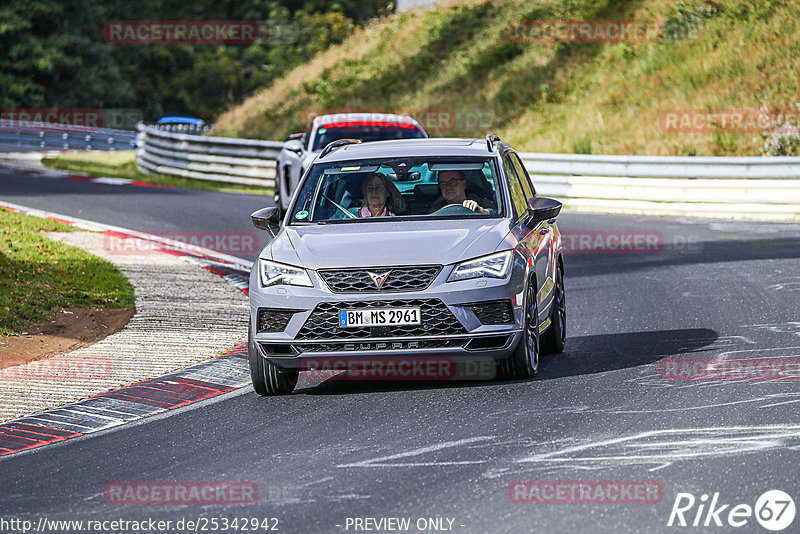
[430,203,477,216]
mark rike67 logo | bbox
[668,490,795,531]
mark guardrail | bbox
[135,125,800,220]
[518,152,800,179]
[520,152,800,220]
[0,119,136,151]
[136,123,281,187]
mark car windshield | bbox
[289,157,504,224]
[311,124,426,151]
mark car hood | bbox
[267,219,512,269]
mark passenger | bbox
[359,172,405,217]
[430,170,492,214]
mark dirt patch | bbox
[0,307,134,369]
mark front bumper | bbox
[249,260,527,370]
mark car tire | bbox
[248,323,298,395]
[498,281,539,380]
[540,262,566,355]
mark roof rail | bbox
[319,138,362,158]
[485,133,501,151]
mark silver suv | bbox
[249,135,565,394]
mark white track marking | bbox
[337,436,495,468]
[516,425,800,470]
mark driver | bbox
[430,170,492,214]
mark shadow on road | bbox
[537,327,719,380]
[565,237,800,277]
[297,328,718,395]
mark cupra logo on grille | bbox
[367,270,391,289]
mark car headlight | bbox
[259,259,313,287]
[448,251,513,282]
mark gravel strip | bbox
[0,231,249,422]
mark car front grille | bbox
[470,300,515,325]
[318,266,441,293]
[296,298,466,340]
[257,308,299,333]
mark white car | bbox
[273,113,427,213]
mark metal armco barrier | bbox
[135,124,800,219]
[0,120,136,151]
[518,152,800,220]
[517,152,800,179]
[136,123,281,187]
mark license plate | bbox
[339,307,421,328]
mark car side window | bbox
[510,153,536,197]
[502,155,528,220]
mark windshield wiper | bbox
[322,194,357,219]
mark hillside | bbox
[212,0,800,156]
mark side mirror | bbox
[284,139,303,154]
[525,197,562,227]
[251,207,281,237]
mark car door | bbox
[510,152,555,325]
[501,152,550,321]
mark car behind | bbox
[273,113,427,213]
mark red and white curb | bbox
[0,202,255,457]
[0,152,175,189]
[0,200,254,290]
[0,344,249,457]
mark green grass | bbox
[41,151,272,195]
[0,208,135,335]
[212,0,800,156]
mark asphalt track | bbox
[2,168,800,533]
